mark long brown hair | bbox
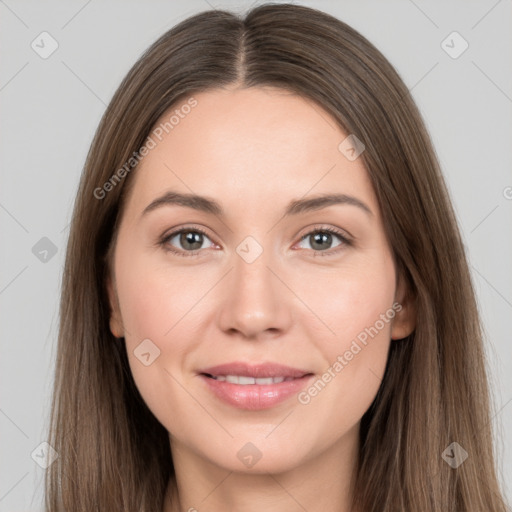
[45,3,509,510]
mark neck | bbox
[163,424,360,512]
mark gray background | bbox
[1,0,511,509]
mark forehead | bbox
[122,86,377,220]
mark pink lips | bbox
[198,362,314,410]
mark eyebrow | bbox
[141,190,373,219]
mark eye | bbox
[294,225,352,256]
[159,226,216,257]
[159,224,352,258]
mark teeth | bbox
[238,376,255,385]
[256,377,276,385]
[211,375,290,385]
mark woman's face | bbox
[107,86,414,474]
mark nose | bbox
[216,242,294,341]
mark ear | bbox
[106,273,124,339]
[390,272,416,340]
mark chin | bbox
[200,438,312,475]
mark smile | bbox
[198,362,314,410]
[204,374,296,384]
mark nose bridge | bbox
[216,234,292,338]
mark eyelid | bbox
[295,223,353,244]
[160,223,213,242]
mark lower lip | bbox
[200,374,314,410]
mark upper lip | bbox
[199,362,312,379]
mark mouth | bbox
[197,362,314,410]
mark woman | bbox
[45,3,509,511]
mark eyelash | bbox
[158,224,352,258]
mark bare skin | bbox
[107,86,415,512]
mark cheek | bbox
[303,251,397,347]
[115,249,209,345]
[296,252,396,415]
[113,248,203,391]
[115,255,211,432]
